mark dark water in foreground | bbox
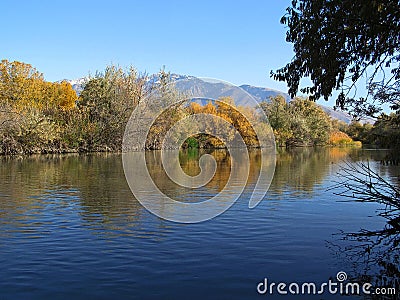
[0,148,399,299]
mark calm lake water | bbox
[0,148,399,299]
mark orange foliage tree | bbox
[0,60,77,111]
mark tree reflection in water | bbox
[329,159,400,299]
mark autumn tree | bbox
[184,98,260,149]
[216,97,259,147]
[0,60,78,154]
[43,80,77,110]
[0,60,77,110]
[0,60,44,108]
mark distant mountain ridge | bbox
[238,84,291,103]
[65,74,375,124]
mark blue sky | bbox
[2,1,294,89]
[8,0,376,110]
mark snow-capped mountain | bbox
[65,74,374,124]
[59,78,86,94]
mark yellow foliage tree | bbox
[0,60,77,111]
[328,131,361,147]
[187,97,259,148]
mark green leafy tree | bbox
[272,0,400,118]
[260,96,293,146]
[344,121,373,143]
[290,98,331,145]
[369,113,400,148]
[262,96,332,146]
[289,98,332,146]
[78,65,147,150]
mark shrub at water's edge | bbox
[328,131,362,147]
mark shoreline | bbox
[0,143,366,158]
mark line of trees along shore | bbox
[0,59,398,155]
